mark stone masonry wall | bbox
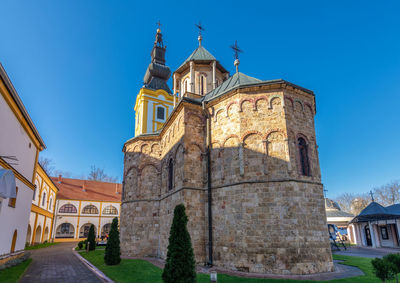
[121,83,333,274]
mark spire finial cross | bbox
[230,40,243,72]
[370,190,375,202]
[195,21,205,36]
[156,20,162,32]
[230,40,243,60]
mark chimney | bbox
[115,184,119,194]
[58,175,62,184]
[82,181,86,192]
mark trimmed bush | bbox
[162,204,196,283]
[87,224,96,251]
[372,257,396,282]
[77,241,84,250]
[384,253,400,283]
[104,217,121,265]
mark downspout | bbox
[202,101,213,266]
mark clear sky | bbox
[1,1,400,198]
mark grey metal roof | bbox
[326,210,354,218]
[203,72,262,102]
[178,46,216,70]
[0,63,46,149]
[351,202,400,223]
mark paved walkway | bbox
[20,242,102,283]
[334,246,400,258]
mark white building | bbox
[51,176,121,242]
[351,202,400,248]
[0,63,45,264]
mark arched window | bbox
[59,204,77,213]
[41,192,46,206]
[56,223,75,238]
[82,205,99,214]
[200,75,206,95]
[168,159,173,191]
[298,137,311,176]
[184,78,189,94]
[49,198,53,210]
[103,205,118,215]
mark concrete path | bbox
[334,246,400,258]
[20,242,102,283]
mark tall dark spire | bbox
[143,26,172,93]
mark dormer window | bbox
[156,106,166,121]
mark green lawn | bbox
[79,250,395,283]
[0,258,32,283]
[25,242,58,250]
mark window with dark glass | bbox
[42,192,46,206]
[168,159,173,191]
[82,205,99,214]
[33,185,36,200]
[157,107,165,120]
[381,226,389,240]
[59,204,77,213]
[103,205,118,215]
[298,137,311,176]
[200,76,205,95]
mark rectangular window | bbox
[8,187,18,208]
[157,107,165,120]
[381,226,389,240]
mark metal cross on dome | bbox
[195,21,205,36]
[230,40,243,60]
[156,20,162,31]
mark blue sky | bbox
[1,1,400,198]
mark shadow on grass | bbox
[0,258,32,283]
[79,251,390,283]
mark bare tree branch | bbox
[88,165,118,183]
[39,157,55,176]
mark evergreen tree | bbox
[104,217,121,265]
[372,257,396,283]
[162,204,196,283]
[87,224,96,251]
[384,253,400,283]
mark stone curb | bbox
[72,248,114,283]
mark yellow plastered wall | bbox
[134,88,174,136]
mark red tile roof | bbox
[51,176,122,202]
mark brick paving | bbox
[20,242,101,283]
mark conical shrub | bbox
[162,204,196,283]
[87,224,96,251]
[104,217,121,265]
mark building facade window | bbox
[168,159,173,191]
[82,205,99,214]
[381,226,389,240]
[298,137,311,176]
[41,192,46,206]
[200,75,206,95]
[56,223,75,238]
[8,187,18,208]
[33,185,37,200]
[49,198,53,210]
[103,205,118,215]
[156,106,165,121]
[59,204,77,213]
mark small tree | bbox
[372,257,396,283]
[104,217,121,265]
[162,204,196,283]
[384,253,400,283]
[87,224,96,251]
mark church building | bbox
[121,28,333,275]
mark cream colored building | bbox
[51,176,121,242]
[26,164,58,245]
[0,63,45,264]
